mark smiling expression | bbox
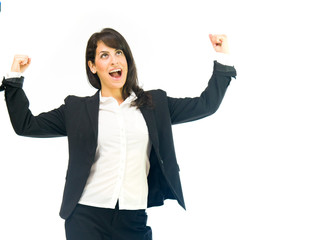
[88,41,128,97]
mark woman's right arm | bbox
[0,55,67,137]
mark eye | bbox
[116,50,124,56]
[100,53,109,58]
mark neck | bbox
[101,88,124,104]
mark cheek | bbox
[97,62,107,72]
[123,68,128,79]
[120,56,128,67]
[124,59,128,68]
[121,60,128,76]
[94,58,108,71]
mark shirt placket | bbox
[112,107,127,208]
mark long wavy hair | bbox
[85,28,152,108]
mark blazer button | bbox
[160,159,164,165]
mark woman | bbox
[0,28,236,240]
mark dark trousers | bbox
[65,204,152,240]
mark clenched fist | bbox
[11,55,31,73]
[209,34,229,54]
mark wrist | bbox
[214,52,234,67]
[6,72,23,79]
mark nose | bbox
[110,55,119,65]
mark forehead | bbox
[96,41,117,53]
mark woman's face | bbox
[88,41,128,96]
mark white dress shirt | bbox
[78,92,151,210]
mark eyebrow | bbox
[98,51,109,55]
[97,49,123,57]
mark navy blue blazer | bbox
[1,61,236,219]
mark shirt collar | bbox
[99,91,137,105]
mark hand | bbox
[11,55,31,73]
[209,34,229,54]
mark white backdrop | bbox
[0,0,327,239]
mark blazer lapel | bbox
[140,106,159,150]
[85,90,100,140]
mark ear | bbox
[88,60,97,74]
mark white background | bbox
[0,0,327,239]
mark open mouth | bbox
[109,69,122,78]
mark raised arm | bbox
[168,34,236,125]
[1,55,67,137]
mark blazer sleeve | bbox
[167,61,236,125]
[1,77,67,137]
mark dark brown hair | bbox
[85,28,152,108]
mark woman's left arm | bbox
[168,34,237,125]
